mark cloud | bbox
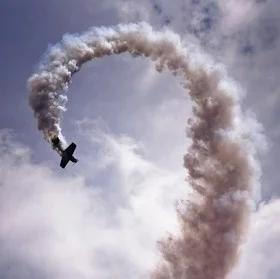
[217,0,261,33]
[109,0,280,202]
[86,3,279,277]
[0,128,186,279]
[113,0,218,37]
[229,199,280,279]
[3,1,277,278]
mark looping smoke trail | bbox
[28,23,260,278]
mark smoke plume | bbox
[28,23,260,278]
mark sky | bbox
[0,0,280,278]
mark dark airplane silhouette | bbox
[51,136,78,168]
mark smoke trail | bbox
[28,23,260,278]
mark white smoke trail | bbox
[28,23,262,278]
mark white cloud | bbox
[0,128,187,279]
[217,0,261,33]
[230,199,280,279]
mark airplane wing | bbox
[60,156,69,169]
[65,143,76,156]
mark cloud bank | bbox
[0,128,185,279]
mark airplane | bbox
[51,136,78,169]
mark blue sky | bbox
[0,1,280,278]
